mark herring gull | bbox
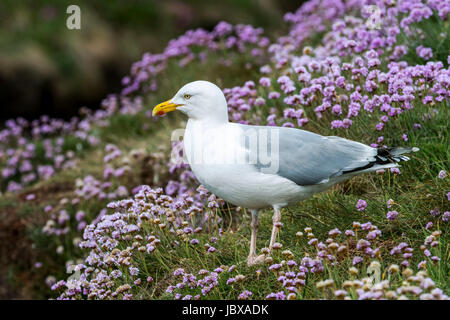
[153,80,418,266]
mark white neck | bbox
[195,107,229,124]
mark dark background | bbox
[0,0,304,120]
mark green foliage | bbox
[400,14,450,66]
[0,1,448,300]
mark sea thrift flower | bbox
[259,77,271,87]
[430,209,440,217]
[387,211,399,220]
[416,46,433,60]
[443,212,449,222]
[129,267,139,276]
[272,242,282,250]
[26,194,35,201]
[387,199,394,208]
[438,170,447,179]
[238,290,252,300]
[30,1,450,301]
[352,256,363,265]
[356,199,367,211]
[334,290,347,299]
[345,230,355,237]
[207,246,216,253]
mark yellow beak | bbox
[152,100,181,117]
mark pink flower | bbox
[438,170,447,179]
[356,199,367,211]
[387,211,399,220]
[26,194,36,201]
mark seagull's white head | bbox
[153,80,228,123]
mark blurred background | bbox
[0,0,304,121]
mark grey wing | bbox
[252,126,377,186]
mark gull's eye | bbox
[183,94,192,100]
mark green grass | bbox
[400,13,450,67]
[104,82,447,299]
[0,6,449,300]
[52,87,450,299]
[3,55,449,300]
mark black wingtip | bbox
[376,146,418,164]
[342,146,416,175]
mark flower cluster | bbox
[0,116,97,193]
[52,184,227,299]
[1,0,448,300]
[217,0,449,145]
[121,22,269,96]
[329,267,448,300]
[40,138,212,283]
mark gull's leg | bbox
[247,209,265,266]
[269,205,282,249]
[249,210,259,257]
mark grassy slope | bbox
[138,91,449,299]
[1,26,449,301]
[0,54,262,298]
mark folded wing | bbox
[248,125,379,186]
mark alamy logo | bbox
[364,5,382,30]
[66,5,81,30]
[367,261,381,284]
[67,264,81,278]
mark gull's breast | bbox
[183,121,312,209]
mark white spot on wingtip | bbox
[318,178,330,184]
[412,147,420,152]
